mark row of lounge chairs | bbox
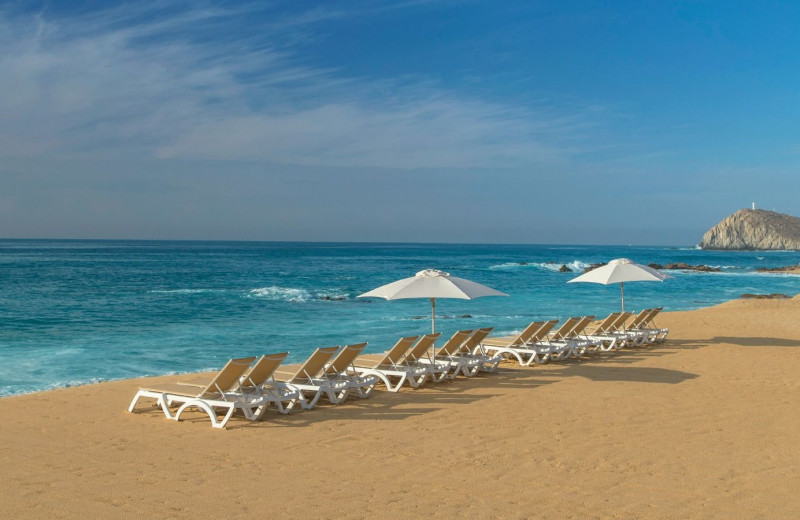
[128,308,668,428]
[482,307,668,366]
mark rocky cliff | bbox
[699,209,800,250]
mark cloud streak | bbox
[0,1,603,169]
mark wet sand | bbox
[2,297,800,519]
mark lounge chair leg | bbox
[132,390,179,420]
[127,391,146,413]
[305,389,325,409]
[410,373,428,386]
[332,387,350,404]
[386,374,405,392]
[359,378,378,397]
[174,400,231,429]
[368,371,400,392]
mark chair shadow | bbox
[711,336,800,348]
[172,341,701,429]
[225,380,507,429]
[493,363,698,386]
[546,365,697,384]
[489,343,700,387]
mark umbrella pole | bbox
[430,298,436,361]
[620,282,625,312]
[430,297,436,334]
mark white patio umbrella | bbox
[357,269,508,334]
[567,258,672,312]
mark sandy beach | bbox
[2,297,800,519]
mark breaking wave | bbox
[248,286,350,302]
[537,260,593,273]
[489,260,592,273]
[249,287,312,302]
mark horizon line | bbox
[0,237,697,248]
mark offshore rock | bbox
[582,263,606,273]
[700,209,800,250]
[649,262,721,272]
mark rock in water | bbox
[699,209,800,250]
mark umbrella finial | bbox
[609,258,634,265]
[415,269,449,277]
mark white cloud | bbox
[0,2,602,169]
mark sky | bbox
[1,0,799,245]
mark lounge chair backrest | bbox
[505,321,545,347]
[325,343,368,376]
[593,313,621,334]
[612,312,634,331]
[550,317,581,341]
[375,336,420,367]
[289,347,340,382]
[628,309,652,329]
[240,352,288,391]
[201,356,256,397]
[529,320,559,342]
[645,307,663,326]
[460,328,494,353]
[404,333,442,363]
[434,330,473,356]
[569,315,596,337]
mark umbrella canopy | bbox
[358,269,508,333]
[567,258,672,311]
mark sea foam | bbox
[248,286,312,302]
[489,260,592,273]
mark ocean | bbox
[2,239,800,397]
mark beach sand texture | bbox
[2,297,800,519]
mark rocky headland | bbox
[700,209,800,250]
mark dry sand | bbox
[2,297,800,519]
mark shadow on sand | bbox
[711,336,800,348]
[165,342,701,429]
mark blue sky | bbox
[1,0,799,244]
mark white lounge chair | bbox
[480,320,559,366]
[539,316,601,359]
[581,313,624,351]
[352,336,428,392]
[630,308,669,342]
[128,356,257,429]
[541,317,582,361]
[554,315,600,358]
[322,343,377,399]
[401,333,450,382]
[273,347,350,409]
[418,330,476,378]
[452,328,499,372]
[605,312,649,347]
[178,352,302,417]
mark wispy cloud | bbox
[0,1,604,169]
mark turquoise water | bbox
[2,239,800,396]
